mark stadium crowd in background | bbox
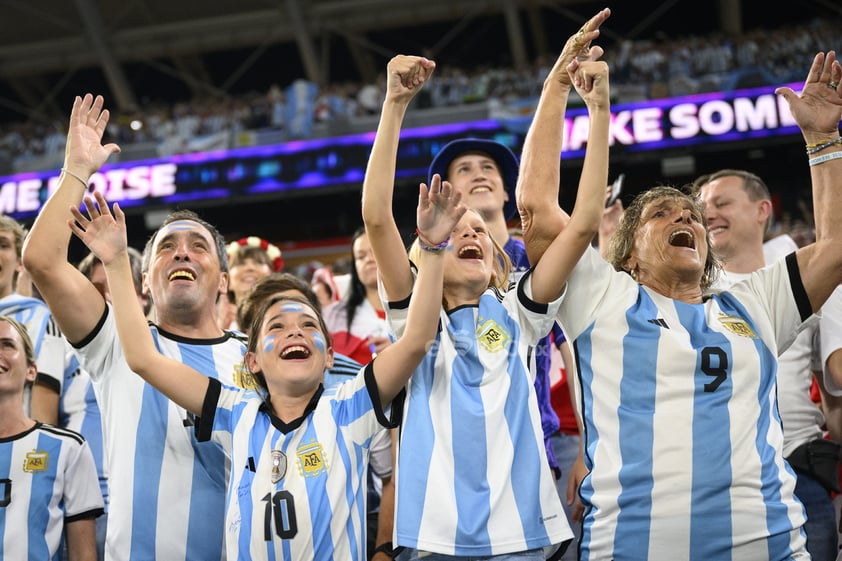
[0,16,838,175]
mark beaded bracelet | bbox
[808,150,842,167]
[60,167,89,188]
[415,228,449,252]
[805,136,842,155]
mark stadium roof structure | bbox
[0,0,777,125]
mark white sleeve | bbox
[820,285,842,395]
[36,332,66,384]
[63,439,105,517]
[368,428,393,479]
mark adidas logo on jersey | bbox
[647,318,669,328]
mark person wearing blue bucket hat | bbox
[429,138,520,219]
[428,138,526,276]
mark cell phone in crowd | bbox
[606,173,624,207]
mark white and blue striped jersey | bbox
[714,270,823,458]
[558,248,810,560]
[73,306,247,561]
[196,363,396,561]
[61,345,108,510]
[0,422,103,560]
[323,352,364,394]
[35,342,109,513]
[385,270,572,555]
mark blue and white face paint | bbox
[263,335,276,354]
[260,299,328,361]
[311,331,326,354]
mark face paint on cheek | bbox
[312,332,326,354]
[263,335,276,354]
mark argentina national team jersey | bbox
[385,270,572,556]
[559,248,810,560]
[73,306,247,561]
[195,363,394,561]
[56,344,108,508]
[0,423,103,560]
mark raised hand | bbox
[63,94,121,179]
[776,51,842,140]
[567,58,610,111]
[384,55,436,105]
[547,8,611,89]
[68,190,128,266]
[417,173,466,246]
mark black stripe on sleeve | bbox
[33,373,61,394]
[66,507,105,523]
[785,252,813,322]
[195,378,221,442]
[517,268,550,314]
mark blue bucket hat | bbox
[428,138,520,219]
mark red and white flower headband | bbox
[226,236,284,272]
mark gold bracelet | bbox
[60,167,89,188]
[805,137,842,155]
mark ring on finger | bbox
[829,80,839,90]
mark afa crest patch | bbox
[296,441,328,478]
[717,312,757,338]
[23,450,48,473]
[476,319,510,353]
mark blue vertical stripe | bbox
[754,333,794,559]
[329,397,361,561]
[715,294,797,559]
[575,324,596,561]
[333,384,369,561]
[130,383,168,560]
[612,292,659,559]
[32,433,61,561]
[280,435,293,561]
[449,307,491,547]
[80,381,107,505]
[397,346,438,542]
[676,300,734,559]
[268,424,281,561]
[303,420,336,560]
[505,321,551,545]
[238,414,264,558]
[179,341,226,559]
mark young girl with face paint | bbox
[68,183,464,560]
[362,52,609,558]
